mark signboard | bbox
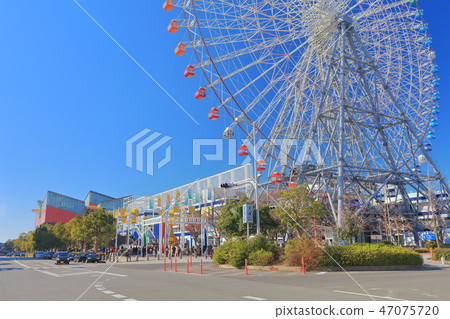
[243,204,253,223]
[423,233,436,241]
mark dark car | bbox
[35,251,45,259]
[47,252,55,259]
[74,253,87,263]
[86,252,99,263]
[6,253,12,257]
[54,252,70,265]
[68,253,74,261]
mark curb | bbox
[216,264,424,272]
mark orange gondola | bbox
[175,42,186,56]
[163,0,174,11]
[167,20,179,33]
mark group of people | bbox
[107,243,215,260]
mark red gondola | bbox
[195,87,206,100]
[256,159,266,171]
[238,144,250,156]
[175,43,186,56]
[167,20,179,33]
[208,108,219,120]
[288,182,297,188]
[271,172,283,184]
[163,0,174,11]
[184,65,195,78]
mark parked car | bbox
[54,252,70,265]
[14,252,21,257]
[68,253,74,261]
[74,253,87,263]
[47,252,55,259]
[86,252,99,263]
[20,253,25,257]
[35,251,45,259]
[6,253,12,257]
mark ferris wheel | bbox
[162,0,449,226]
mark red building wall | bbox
[40,205,82,224]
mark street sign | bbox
[243,204,253,223]
[423,233,436,241]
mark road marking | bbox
[316,272,327,275]
[92,271,127,277]
[112,294,126,299]
[243,296,266,301]
[36,270,60,277]
[102,291,114,295]
[124,298,139,301]
[14,260,31,269]
[333,290,408,301]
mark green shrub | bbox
[412,248,430,253]
[213,239,249,268]
[285,236,322,268]
[213,241,233,265]
[228,240,249,268]
[319,243,423,267]
[248,249,274,266]
[432,248,450,261]
[425,240,438,249]
[379,240,394,246]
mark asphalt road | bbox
[1,256,449,301]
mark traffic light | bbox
[220,182,235,188]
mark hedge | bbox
[432,248,450,261]
[320,243,423,267]
[213,235,279,267]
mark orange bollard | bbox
[245,259,248,276]
[301,257,306,275]
[186,260,189,273]
[200,259,203,275]
[170,258,173,270]
[164,258,166,271]
[174,258,177,272]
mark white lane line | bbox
[243,296,266,301]
[97,288,105,291]
[102,291,114,295]
[333,290,408,301]
[316,272,327,275]
[124,298,139,301]
[92,270,127,277]
[59,271,96,277]
[36,270,60,277]
[14,260,31,269]
[112,294,126,299]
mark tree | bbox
[5,239,15,251]
[83,208,115,251]
[66,215,89,250]
[274,184,326,238]
[216,199,245,239]
[33,226,58,250]
[14,231,35,251]
[52,222,70,250]
[185,212,202,246]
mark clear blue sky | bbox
[1,0,450,242]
